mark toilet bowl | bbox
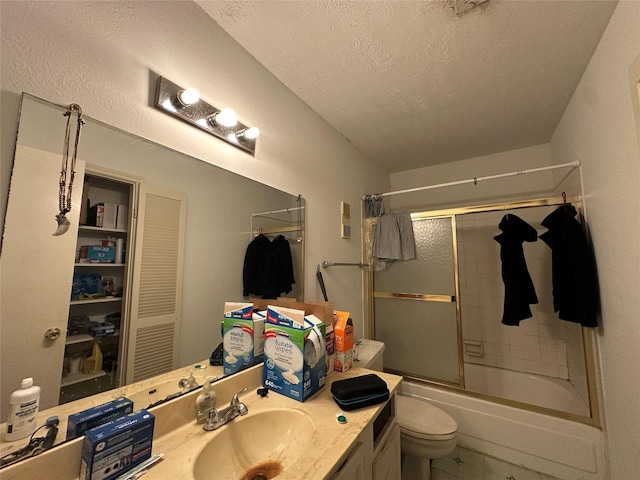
[354,339,458,480]
[396,395,458,480]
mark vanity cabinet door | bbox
[329,442,368,480]
[373,423,401,480]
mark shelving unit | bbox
[61,170,134,405]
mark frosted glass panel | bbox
[375,298,459,384]
[375,217,455,294]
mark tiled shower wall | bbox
[456,207,585,382]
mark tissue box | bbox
[223,302,265,375]
[263,305,326,402]
[334,311,354,372]
[79,409,154,480]
[66,397,134,441]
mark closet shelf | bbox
[78,225,127,234]
[74,263,124,267]
[60,370,106,387]
[70,297,122,306]
[66,332,120,345]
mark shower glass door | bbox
[373,216,461,385]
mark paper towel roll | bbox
[115,238,124,264]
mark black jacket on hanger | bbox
[494,214,539,326]
[242,234,272,297]
[242,234,295,298]
[539,205,598,327]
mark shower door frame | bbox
[365,195,602,427]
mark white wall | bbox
[0,1,389,350]
[549,2,640,478]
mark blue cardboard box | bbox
[80,409,154,480]
[67,397,134,440]
[80,245,116,263]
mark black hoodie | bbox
[494,214,539,326]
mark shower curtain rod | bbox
[364,160,581,199]
[252,206,305,217]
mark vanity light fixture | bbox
[209,108,238,128]
[176,87,200,106]
[237,126,260,141]
[155,76,259,156]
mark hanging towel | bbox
[494,214,539,326]
[372,213,416,261]
[540,205,598,327]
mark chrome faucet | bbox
[178,370,200,391]
[203,387,248,431]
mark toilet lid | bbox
[396,396,458,439]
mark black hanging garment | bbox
[242,234,295,298]
[494,214,539,326]
[539,205,598,327]
[242,234,272,297]
[266,235,295,299]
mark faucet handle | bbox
[231,387,248,405]
[203,408,219,431]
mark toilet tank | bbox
[354,339,385,371]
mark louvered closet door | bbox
[125,184,186,384]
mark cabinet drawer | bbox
[373,423,401,480]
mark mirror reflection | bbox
[1,94,304,421]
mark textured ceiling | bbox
[196,0,617,173]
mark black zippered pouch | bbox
[330,374,390,411]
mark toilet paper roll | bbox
[115,238,124,264]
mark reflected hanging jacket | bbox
[539,205,598,327]
[494,214,539,326]
[242,234,295,298]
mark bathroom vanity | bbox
[0,364,402,479]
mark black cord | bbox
[0,418,59,469]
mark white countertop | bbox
[0,365,402,480]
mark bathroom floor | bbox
[430,446,563,480]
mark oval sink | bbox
[193,408,316,480]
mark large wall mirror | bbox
[1,94,305,426]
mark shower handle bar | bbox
[322,261,370,268]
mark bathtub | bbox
[463,362,590,417]
[399,379,607,480]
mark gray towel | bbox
[372,213,416,261]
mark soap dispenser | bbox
[195,376,217,424]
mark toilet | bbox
[355,339,459,480]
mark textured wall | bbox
[550,2,640,478]
[0,1,389,369]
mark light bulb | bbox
[211,108,238,128]
[238,126,260,141]
[177,87,200,106]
